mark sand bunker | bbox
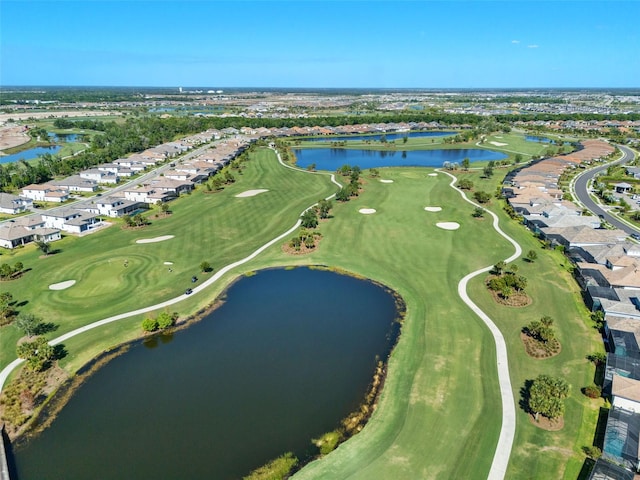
[490,141,508,147]
[235,189,268,198]
[163,261,173,265]
[49,280,76,291]
[380,179,394,183]
[424,207,442,212]
[436,222,460,230]
[359,208,377,214]
[428,173,438,177]
[136,235,175,244]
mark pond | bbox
[48,132,79,142]
[293,147,508,170]
[12,267,401,480]
[0,145,62,164]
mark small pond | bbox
[0,145,62,164]
[12,267,401,480]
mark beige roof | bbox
[612,374,640,402]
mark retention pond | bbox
[12,267,402,480]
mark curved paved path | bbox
[0,149,341,393]
[439,170,521,480]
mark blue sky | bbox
[1,0,638,88]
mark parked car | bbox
[631,233,640,241]
[185,288,193,295]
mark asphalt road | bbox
[572,144,638,234]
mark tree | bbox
[458,179,474,190]
[16,336,56,371]
[0,263,13,279]
[317,199,332,219]
[200,261,212,273]
[526,250,538,262]
[156,312,177,329]
[0,291,14,324]
[462,157,470,170]
[492,261,507,275]
[142,318,158,332]
[483,165,494,178]
[472,207,484,218]
[473,191,492,204]
[528,374,570,421]
[526,316,555,343]
[134,213,147,226]
[335,187,350,202]
[300,209,318,229]
[14,313,42,337]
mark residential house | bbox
[21,184,70,203]
[0,193,32,215]
[41,208,100,234]
[601,407,640,472]
[50,175,99,192]
[123,186,174,204]
[541,226,627,249]
[606,316,640,359]
[83,196,146,218]
[79,169,119,184]
[0,216,60,249]
[150,178,193,195]
[587,458,635,480]
[612,374,640,413]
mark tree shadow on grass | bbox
[35,322,58,335]
[519,379,533,414]
[53,344,67,361]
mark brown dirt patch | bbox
[520,332,561,359]
[529,413,564,431]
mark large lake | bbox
[12,267,401,480]
[293,147,507,170]
[301,131,455,143]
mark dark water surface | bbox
[301,131,455,143]
[13,267,401,480]
[293,147,507,170]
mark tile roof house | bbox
[21,184,70,203]
[0,217,60,249]
[79,169,119,184]
[612,374,640,413]
[0,193,32,215]
[82,196,146,218]
[50,175,99,192]
[41,208,100,234]
[541,226,627,249]
[606,316,640,359]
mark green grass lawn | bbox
[0,147,600,479]
[0,148,337,371]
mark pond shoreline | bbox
[8,265,406,480]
